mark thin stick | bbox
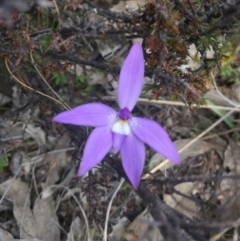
[102,96,240,112]
[103,178,125,241]
[142,110,234,179]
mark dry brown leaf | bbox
[25,124,46,147]
[0,178,60,241]
[111,0,148,12]
[0,93,11,106]
[0,179,36,238]
[164,182,197,218]
[219,142,240,220]
[174,139,215,160]
[223,142,240,174]
[206,136,227,160]
[96,40,122,60]
[125,209,163,241]
[66,217,84,241]
[109,217,130,241]
[10,151,31,177]
[41,134,71,199]
[220,142,240,198]
[0,227,14,239]
[33,198,60,241]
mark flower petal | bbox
[118,43,144,111]
[112,133,126,153]
[78,126,112,175]
[120,134,145,189]
[131,117,181,164]
[53,103,117,127]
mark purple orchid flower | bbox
[53,43,181,189]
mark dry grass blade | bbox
[103,178,125,241]
[4,58,68,110]
[137,97,240,111]
[52,0,61,28]
[142,110,235,178]
[102,96,240,112]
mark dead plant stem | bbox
[102,96,240,112]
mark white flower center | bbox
[111,120,131,135]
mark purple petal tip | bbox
[118,43,144,111]
[131,117,181,165]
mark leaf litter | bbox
[0,179,60,240]
[1,0,240,240]
[1,63,240,241]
